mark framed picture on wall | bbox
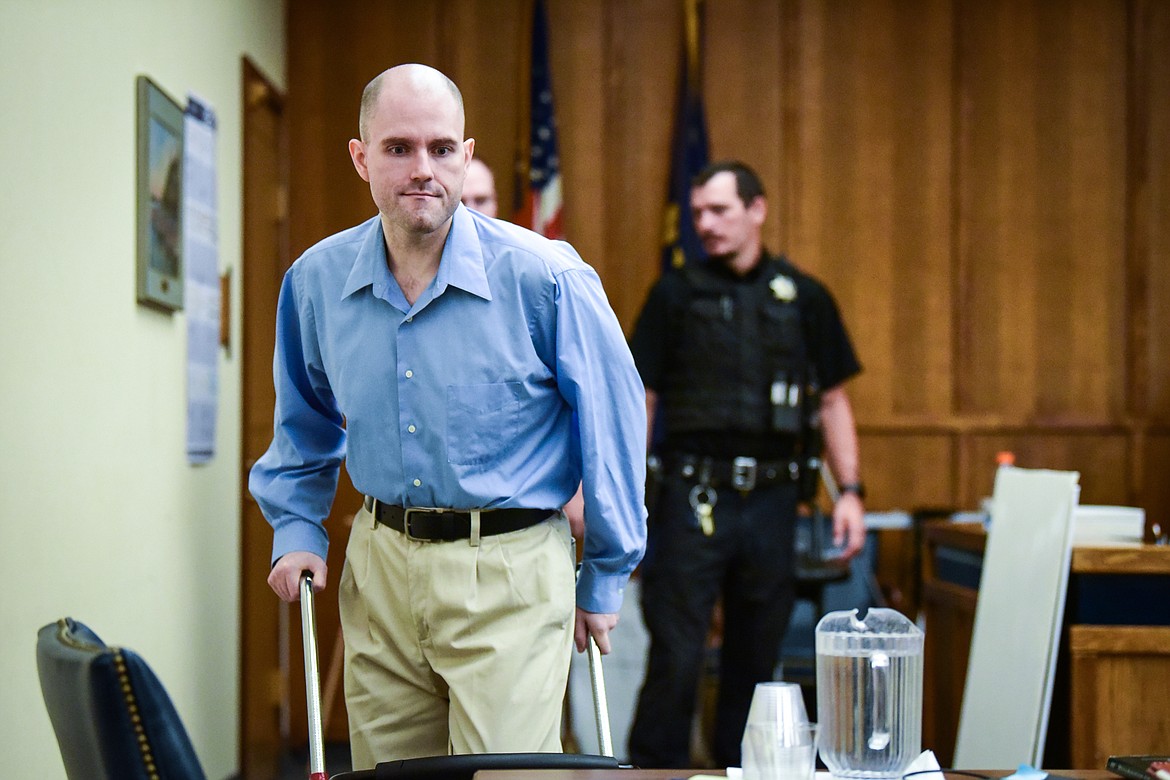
[136,75,185,312]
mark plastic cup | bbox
[746,682,810,729]
[741,722,818,780]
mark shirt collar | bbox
[340,207,492,302]
[435,205,492,301]
[341,217,393,300]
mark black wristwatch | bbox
[839,482,866,500]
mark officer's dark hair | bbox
[693,160,766,206]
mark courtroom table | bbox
[920,521,1170,769]
[474,770,1120,780]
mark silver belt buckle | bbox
[731,456,757,492]
[403,506,445,541]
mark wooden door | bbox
[240,56,355,778]
[240,56,290,779]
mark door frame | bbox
[239,55,290,779]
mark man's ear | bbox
[464,137,475,167]
[349,138,370,182]
[748,194,767,226]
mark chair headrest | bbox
[36,617,206,780]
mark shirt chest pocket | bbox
[446,382,522,466]
[759,301,804,357]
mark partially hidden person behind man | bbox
[627,160,866,769]
[461,157,499,218]
[248,63,647,770]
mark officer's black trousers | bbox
[628,476,799,769]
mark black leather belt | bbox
[666,454,800,491]
[363,496,554,542]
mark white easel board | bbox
[953,466,1080,769]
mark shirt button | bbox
[407,424,416,433]
[405,369,413,378]
[406,316,413,323]
[413,478,421,487]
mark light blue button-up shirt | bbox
[249,206,647,613]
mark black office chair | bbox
[36,617,207,780]
[793,507,853,617]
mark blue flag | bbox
[660,0,709,270]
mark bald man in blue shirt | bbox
[249,63,647,769]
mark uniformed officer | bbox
[627,160,867,768]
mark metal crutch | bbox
[575,559,615,758]
[586,635,614,758]
[300,573,329,780]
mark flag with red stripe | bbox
[515,0,563,239]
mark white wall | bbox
[0,2,284,777]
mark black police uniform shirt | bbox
[629,251,861,462]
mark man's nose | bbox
[411,150,434,180]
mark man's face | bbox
[350,81,473,236]
[461,160,498,218]
[691,171,765,261]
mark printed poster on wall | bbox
[184,93,219,464]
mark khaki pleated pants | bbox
[338,505,576,770]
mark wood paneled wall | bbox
[286,0,1170,529]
